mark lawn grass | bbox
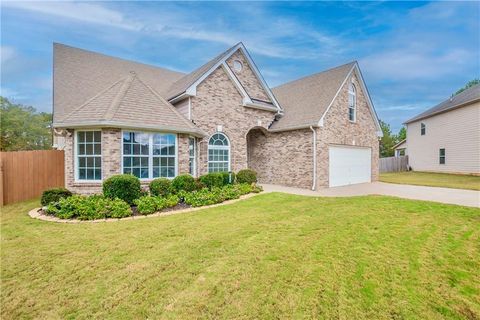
[380,171,480,191]
[1,194,479,319]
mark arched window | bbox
[208,133,230,172]
[348,83,356,122]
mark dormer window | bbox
[233,60,243,73]
[421,123,426,135]
[348,83,356,122]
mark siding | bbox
[174,98,190,120]
[406,101,480,174]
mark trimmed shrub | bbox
[198,173,224,189]
[236,169,257,184]
[134,194,180,215]
[149,178,172,197]
[171,174,197,193]
[41,188,72,206]
[103,174,141,205]
[220,172,235,185]
[45,195,131,220]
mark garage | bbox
[329,146,371,187]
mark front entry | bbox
[329,146,371,187]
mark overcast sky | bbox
[1,1,479,132]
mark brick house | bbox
[52,42,382,193]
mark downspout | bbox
[310,126,317,191]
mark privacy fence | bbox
[0,150,64,205]
[379,155,409,173]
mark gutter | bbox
[310,126,317,191]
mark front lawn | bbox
[380,171,480,190]
[2,194,479,319]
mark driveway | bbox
[262,182,480,208]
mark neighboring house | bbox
[393,139,407,157]
[404,84,480,175]
[52,42,382,193]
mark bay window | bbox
[122,131,177,179]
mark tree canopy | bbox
[379,120,405,158]
[0,97,52,151]
[455,79,480,95]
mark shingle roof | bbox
[165,43,240,100]
[53,43,185,123]
[54,72,204,136]
[405,84,480,124]
[269,62,356,131]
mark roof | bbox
[53,43,185,123]
[405,83,480,124]
[392,139,406,150]
[165,43,240,100]
[53,72,204,136]
[270,62,356,131]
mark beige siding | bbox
[173,98,190,120]
[406,102,480,174]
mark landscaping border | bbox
[28,193,259,224]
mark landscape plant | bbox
[103,174,141,204]
[41,188,73,206]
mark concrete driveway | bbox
[262,182,480,208]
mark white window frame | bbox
[121,130,178,181]
[208,133,231,173]
[188,137,197,177]
[74,129,102,183]
[348,83,357,122]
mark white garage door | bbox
[329,146,371,187]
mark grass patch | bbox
[1,194,479,319]
[380,171,480,190]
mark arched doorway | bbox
[246,127,268,177]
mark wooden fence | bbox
[0,150,64,205]
[379,155,409,173]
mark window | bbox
[122,131,176,179]
[189,137,196,176]
[421,123,426,135]
[208,133,230,172]
[233,60,243,72]
[439,148,446,164]
[76,131,101,181]
[348,83,356,122]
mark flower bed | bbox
[39,171,262,221]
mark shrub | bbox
[134,194,180,215]
[103,174,141,205]
[182,188,222,207]
[171,174,197,193]
[198,173,224,189]
[221,172,235,185]
[236,169,257,184]
[45,195,132,220]
[149,178,172,197]
[41,188,72,206]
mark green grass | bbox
[380,171,480,191]
[2,194,479,319]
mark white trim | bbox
[310,126,317,191]
[207,132,231,173]
[318,63,383,137]
[120,130,178,181]
[221,62,252,105]
[74,129,102,183]
[188,96,192,120]
[188,136,197,177]
[243,102,278,112]
[348,83,357,123]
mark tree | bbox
[455,79,480,95]
[397,126,406,142]
[0,97,52,151]
[379,120,396,157]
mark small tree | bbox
[379,120,395,158]
[455,79,480,96]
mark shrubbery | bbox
[236,169,257,184]
[181,183,261,207]
[198,172,224,189]
[46,195,131,220]
[41,188,72,206]
[149,178,172,197]
[134,195,179,215]
[221,172,235,185]
[171,174,197,193]
[103,174,141,204]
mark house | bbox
[52,42,382,193]
[404,84,480,175]
[393,139,407,157]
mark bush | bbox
[149,178,172,197]
[45,195,131,220]
[236,169,257,184]
[171,174,197,193]
[220,172,235,185]
[198,173,224,189]
[134,194,180,215]
[182,188,223,207]
[41,188,72,206]
[103,174,141,205]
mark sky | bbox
[1,1,479,132]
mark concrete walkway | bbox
[262,182,480,208]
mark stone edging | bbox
[28,193,259,224]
